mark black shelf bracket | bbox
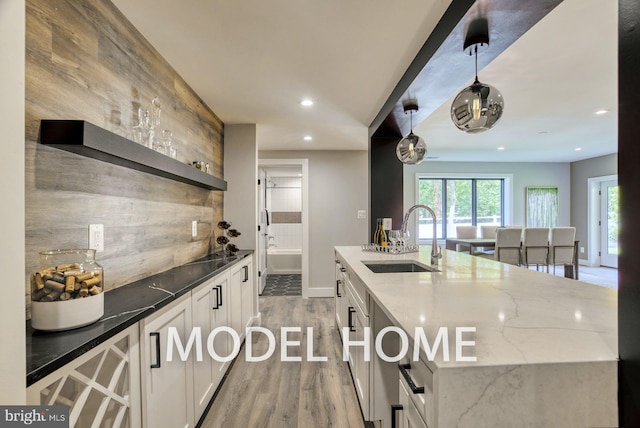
[38,120,227,191]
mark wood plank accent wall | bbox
[25,0,224,316]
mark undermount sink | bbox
[363,260,440,273]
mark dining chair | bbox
[522,228,550,272]
[456,225,478,254]
[494,227,522,265]
[549,227,576,274]
[481,225,498,239]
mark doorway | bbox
[257,159,309,298]
[588,174,619,268]
[600,179,619,268]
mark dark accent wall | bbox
[25,0,224,316]
[618,0,640,424]
[369,134,403,239]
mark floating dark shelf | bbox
[38,120,227,191]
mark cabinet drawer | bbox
[344,274,368,316]
[399,352,434,428]
[399,378,429,428]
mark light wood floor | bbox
[200,297,364,428]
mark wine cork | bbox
[44,280,65,292]
[82,276,101,287]
[89,285,101,295]
[56,263,74,271]
[59,292,72,301]
[65,276,75,292]
[78,288,89,297]
[45,273,65,283]
[64,269,83,277]
[41,290,62,302]
[33,273,45,290]
[32,288,51,301]
[75,272,94,282]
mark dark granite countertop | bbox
[26,250,253,386]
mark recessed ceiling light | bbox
[301,99,313,107]
[595,109,609,115]
[497,147,505,151]
[575,147,582,151]
[304,135,312,141]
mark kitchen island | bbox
[335,245,617,427]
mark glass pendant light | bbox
[450,18,504,133]
[396,102,427,164]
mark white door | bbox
[600,179,619,268]
[258,168,268,294]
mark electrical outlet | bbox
[580,246,585,254]
[357,210,366,219]
[382,218,392,230]
[192,220,198,238]
[89,224,104,253]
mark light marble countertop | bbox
[335,245,618,370]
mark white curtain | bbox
[526,187,558,227]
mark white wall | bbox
[570,153,618,261]
[0,0,26,403]
[260,151,368,296]
[403,161,571,236]
[224,125,258,251]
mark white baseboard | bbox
[303,287,333,298]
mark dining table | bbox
[445,237,496,254]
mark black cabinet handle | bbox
[212,286,220,310]
[348,307,356,332]
[336,280,342,297]
[243,265,249,282]
[150,332,161,369]
[391,404,403,428]
[340,267,346,272]
[399,364,424,394]
[216,285,223,307]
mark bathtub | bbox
[267,248,302,274]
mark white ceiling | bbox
[112,0,617,163]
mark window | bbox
[417,177,505,240]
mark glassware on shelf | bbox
[169,146,177,159]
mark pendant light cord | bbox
[474,45,479,83]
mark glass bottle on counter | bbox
[373,218,387,247]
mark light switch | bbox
[383,218,392,230]
[357,210,366,219]
[89,224,104,253]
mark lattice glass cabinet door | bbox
[27,325,141,428]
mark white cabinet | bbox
[334,257,348,337]
[230,257,254,341]
[140,294,195,428]
[27,325,141,428]
[191,271,230,420]
[398,379,428,428]
[345,281,371,420]
[398,352,434,428]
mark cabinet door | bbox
[346,285,370,420]
[399,379,428,428]
[230,262,245,341]
[191,272,230,420]
[27,325,141,428]
[335,261,346,336]
[141,295,194,428]
[240,258,253,330]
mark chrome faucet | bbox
[400,204,443,265]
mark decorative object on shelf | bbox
[38,120,227,191]
[132,96,178,158]
[30,249,104,331]
[396,100,427,164]
[450,17,504,133]
[214,220,241,256]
